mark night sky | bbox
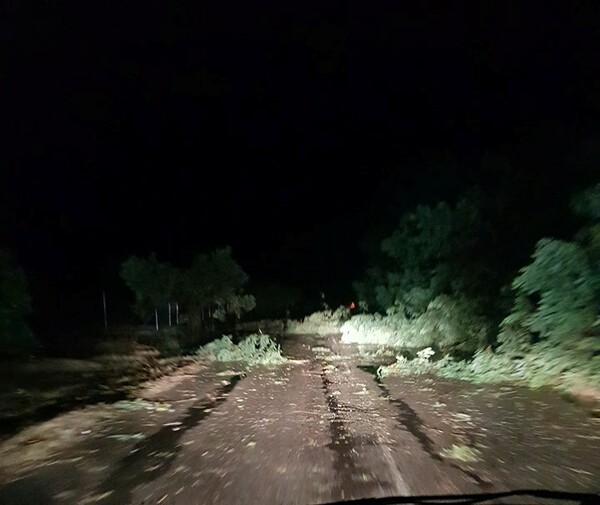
[2,2,600,330]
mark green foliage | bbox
[196,334,286,366]
[352,193,498,364]
[435,341,600,392]
[131,326,184,356]
[213,294,256,322]
[0,251,35,355]
[571,182,600,220]
[379,339,600,395]
[285,306,350,335]
[120,254,177,322]
[573,184,600,263]
[440,444,481,462]
[342,296,489,352]
[576,223,600,265]
[179,247,254,328]
[487,184,600,395]
[358,194,495,315]
[155,333,182,357]
[501,239,598,345]
[180,247,248,306]
[433,348,522,384]
[410,296,490,351]
[341,313,401,345]
[378,347,436,378]
[121,247,255,331]
[375,314,600,391]
[360,182,600,399]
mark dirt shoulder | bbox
[0,347,198,439]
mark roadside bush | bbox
[196,333,286,366]
[341,313,401,345]
[433,348,522,384]
[120,254,177,322]
[136,327,184,357]
[341,296,489,352]
[355,193,499,314]
[155,333,182,357]
[481,232,600,396]
[357,183,600,401]
[378,347,437,377]
[408,296,489,351]
[380,340,600,398]
[286,306,350,335]
[501,239,599,346]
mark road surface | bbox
[0,334,598,504]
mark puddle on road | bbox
[96,374,244,504]
[358,365,492,490]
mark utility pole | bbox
[155,307,159,331]
[102,290,108,331]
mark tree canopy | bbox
[355,193,497,316]
[120,253,177,322]
[120,247,255,331]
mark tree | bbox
[120,253,178,322]
[572,182,600,264]
[356,192,496,315]
[501,183,600,349]
[177,247,255,330]
[571,182,600,221]
[121,247,255,333]
[503,239,598,344]
[0,251,35,354]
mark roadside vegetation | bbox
[196,333,286,366]
[285,306,350,335]
[120,246,256,351]
[0,245,262,430]
[3,182,600,409]
[346,184,600,400]
[1,245,259,360]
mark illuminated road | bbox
[0,335,598,504]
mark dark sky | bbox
[2,2,600,327]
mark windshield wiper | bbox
[317,489,599,505]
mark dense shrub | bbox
[500,239,598,345]
[355,193,499,316]
[341,296,489,352]
[357,183,600,398]
[196,334,286,366]
[341,313,401,345]
[120,254,177,322]
[378,337,600,397]
[285,307,350,335]
[378,348,437,377]
[121,247,256,334]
